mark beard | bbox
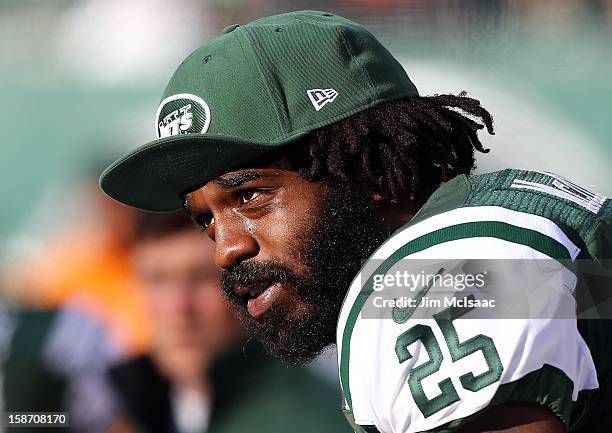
[220,181,391,364]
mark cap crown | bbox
[156,10,418,144]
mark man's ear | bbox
[369,192,386,203]
[365,176,417,228]
[366,176,387,204]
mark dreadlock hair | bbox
[289,92,494,209]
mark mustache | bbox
[221,260,301,302]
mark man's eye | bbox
[195,214,214,230]
[239,190,262,205]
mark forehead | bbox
[134,229,216,261]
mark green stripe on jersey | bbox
[419,364,574,432]
[340,221,574,411]
[344,364,575,433]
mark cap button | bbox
[222,24,240,34]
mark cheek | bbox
[257,189,322,263]
[193,290,239,340]
[194,287,225,318]
[144,290,175,327]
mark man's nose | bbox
[213,219,259,269]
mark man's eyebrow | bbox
[182,170,275,217]
[212,170,274,189]
[181,194,202,221]
[182,195,193,217]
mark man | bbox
[109,211,242,433]
[109,211,353,433]
[100,11,612,433]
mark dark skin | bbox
[185,165,565,433]
[186,167,329,271]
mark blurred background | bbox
[0,0,610,432]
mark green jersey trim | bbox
[343,408,381,433]
[418,364,574,432]
[340,221,574,411]
[344,364,574,433]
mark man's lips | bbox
[234,282,284,318]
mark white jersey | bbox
[336,169,611,433]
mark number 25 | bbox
[395,295,503,418]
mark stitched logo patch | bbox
[156,93,211,138]
[307,88,338,111]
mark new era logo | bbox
[307,88,338,111]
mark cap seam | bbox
[337,25,379,102]
[236,28,287,137]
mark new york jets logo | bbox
[156,93,211,138]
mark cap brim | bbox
[100,134,290,212]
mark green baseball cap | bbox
[100,10,418,211]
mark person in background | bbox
[108,211,352,433]
[3,178,150,356]
[0,304,119,433]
